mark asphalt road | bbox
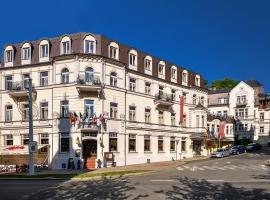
[1,151,270,200]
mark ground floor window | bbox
[22,134,29,145]
[260,126,264,134]
[144,135,151,152]
[60,132,70,153]
[40,133,49,153]
[170,137,176,151]
[109,132,118,152]
[181,139,186,151]
[5,134,13,145]
[129,134,136,152]
[158,136,164,152]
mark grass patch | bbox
[0,170,150,179]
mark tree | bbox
[210,78,239,89]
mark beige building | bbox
[0,32,207,169]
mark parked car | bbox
[246,143,262,152]
[210,148,231,158]
[231,145,246,155]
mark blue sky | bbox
[1,0,270,91]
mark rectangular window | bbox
[171,113,176,126]
[23,74,30,89]
[158,136,164,152]
[5,105,13,122]
[145,108,151,123]
[22,47,30,60]
[22,134,29,145]
[170,137,176,152]
[158,64,164,75]
[60,100,69,118]
[260,113,264,121]
[129,106,136,121]
[85,100,94,118]
[110,102,118,119]
[145,59,151,71]
[223,111,228,117]
[129,53,136,66]
[5,76,13,90]
[158,110,164,124]
[5,134,13,145]
[181,140,186,151]
[144,135,151,152]
[196,115,200,128]
[260,126,264,134]
[109,132,118,152]
[40,102,48,120]
[85,40,94,53]
[172,89,176,101]
[40,71,48,86]
[109,46,117,59]
[201,115,205,127]
[22,103,29,121]
[40,133,49,153]
[129,134,136,152]
[40,44,49,58]
[62,41,70,54]
[6,50,13,62]
[129,78,136,92]
[60,132,70,153]
[145,82,151,95]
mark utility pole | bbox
[28,78,34,176]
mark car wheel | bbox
[237,151,239,155]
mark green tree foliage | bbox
[210,78,239,89]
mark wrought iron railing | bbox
[77,75,101,86]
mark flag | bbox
[219,121,226,138]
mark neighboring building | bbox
[0,32,207,169]
[207,114,235,154]
[208,80,270,145]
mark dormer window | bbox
[129,49,137,68]
[40,44,49,58]
[171,66,177,83]
[62,41,71,54]
[144,56,152,75]
[195,75,200,86]
[158,64,164,75]
[4,46,14,67]
[84,35,96,54]
[22,47,30,60]
[61,36,71,55]
[6,50,13,63]
[182,70,188,86]
[108,42,119,60]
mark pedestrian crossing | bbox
[176,164,270,172]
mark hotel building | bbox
[0,32,207,169]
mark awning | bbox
[0,145,48,155]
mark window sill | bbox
[158,151,166,153]
[109,151,120,153]
[170,151,176,153]
[128,151,138,154]
[144,151,152,154]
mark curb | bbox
[0,178,69,180]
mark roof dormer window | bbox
[6,50,13,63]
[61,36,71,55]
[4,46,14,67]
[40,44,49,58]
[195,75,200,87]
[144,56,152,75]
[22,47,30,60]
[158,61,165,79]
[182,70,188,86]
[128,49,138,70]
[108,42,119,60]
[84,35,96,54]
[171,65,177,83]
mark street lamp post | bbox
[28,78,34,176]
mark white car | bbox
[210,148,231,158]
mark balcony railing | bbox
[236,100,248,106]
[76,75,102,94]
[7,81,36,100]
[154,92,173,106]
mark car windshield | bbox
[217,149,224,152]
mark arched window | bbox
[39,40,50,61]
[85,67,94,84]
[21,43,31,61]
[61,68,69,84]
[200,96,205,105]
[171,65,177,81]
[110,72,117,87]
[61,36,71,55]
[4,46,14,66]
[84,35,96,54]
[129,49,137,66]
[195,75,200,86]
[108,42,119,60]
[182,70,188,85]
[193,94,197,105]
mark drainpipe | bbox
[124,66,127,166]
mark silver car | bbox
[210,148,231,158]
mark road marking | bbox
[202,166,216,170]
[223,165,236,170]
[176,167,184,171]
[212,166,226,170]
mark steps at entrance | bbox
[85,157,96,169]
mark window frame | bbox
[5,105,13,122]
[144,135,151,152]
[109,132,118,152]
[59,132,70,153]
[40,102,49,120]
[128,134,136,152]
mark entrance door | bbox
[82,139,97,169]
[193,140,202,155]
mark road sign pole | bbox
[28,78,34,176]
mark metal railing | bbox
[77,75,101,86]
[154,92,173,102]
[6,81,34,91]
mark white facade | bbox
[0,33,208,169]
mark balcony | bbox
[76,75,102,95]
[7,81,37,101]
[236,100,248,107]
[154,92,173,107]
[80,120,99,132]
